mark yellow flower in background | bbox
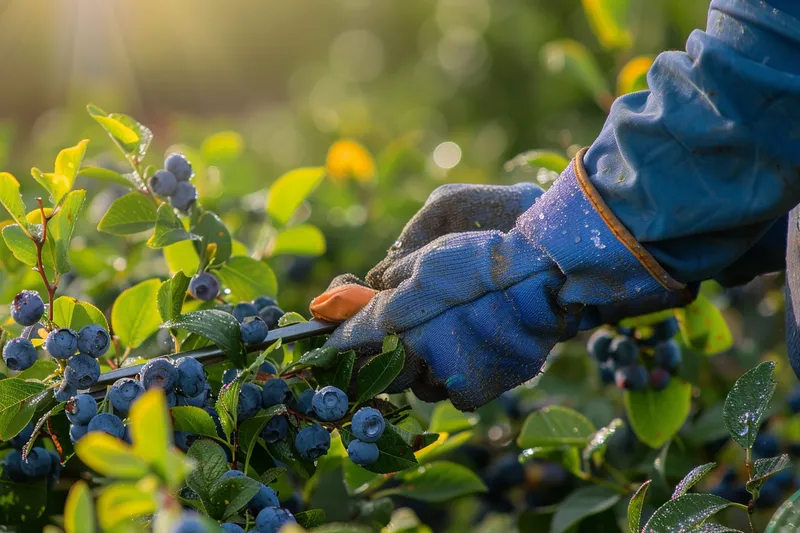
[326,139,376,183]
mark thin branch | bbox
[34,198,56,323]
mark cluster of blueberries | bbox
[586,318,682,392]
[226,297,286,345]
[1,423,60,485]
[148,153,197,213]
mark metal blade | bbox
[87,318,338,399]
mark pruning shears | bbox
[87,319,338,400]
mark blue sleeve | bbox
[584,0,800,284]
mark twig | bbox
[34,199,57,323]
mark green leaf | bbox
[628,480,651,533]
[617,56,654,96]
[382,461,486,502]
[64,481,95,533]
[517,405,596,448]
[111,278,162,349]
[147,203,199,248]
[624,378,692,449]
[765,487,800,532]
[30,140,89,204]
[550,486,621,533]
[429,402,478,434]
[583,418,624,466]
[49,190,86,274]
[340,425,418,474]
[286,346,340,372]
[542,40,612,106]
[157,271,191,323]
[581,0,632,49]
[53,296,109,332]
[129,390,171,477]
[506,150,570,173]
[260,466,287,486]
[0,172,29,230]
[208,474,261,521]
[723,361,776,449]
[747,455,792,495]
[97,192,157,235]
[355,338,405,404]
[2,224,38,266]
[296,509,327,529]
[186,439,230,504]
[171,406,220,440]
[266,167,326,225]
[415,431,473,465]
[87,105,152,162]
[0,477,48,525]
[314,350,356,392]
[673,463,717,499]
[270,224,326,256]
[163,310,246,367]
[96,483,158,530]
[164,239,200,276]
[0,378,47,440]
[216,380,240,442]
[75,433,150,479]
[277,311,307,327]
[77,166,138,189]
[215,256,278,301]
[193,210,231,267]
[643,493,732,533]
[16,360,57,381]
[675,294,733,355]
[266,434,317,479]
[239,405,286,470]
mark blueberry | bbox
[66,394,98,425]
[241,317,269,345]
[55,382,77,402]
[171,514,207,533]
[587,329,613,363]
[221,469,245,480]
[77,324,111,358]
[45,328,79,359]
[88,413,125,439]
[21,322,46,341]
[610,336,639,366]
[140,358,178,391]
[754,433,780,458]
[171,181,197,213]
[148,169,178,197]
[262,378,291,407]
[347,439,380,466]
[257,306,285,329]
[238,382,263,420]
[164,153,193,182]
[615,365,648,391]
[205,407,224,438]
[485,454,525,491]
[47,450,61,485]
[773,468,794,490]
[177,384,210,408]
[498,391,522,420]
[232,302,259,323]
[649,368,672,391]
[654,341,682,374]
[175,357,206,397]
[599,363,615,385]
[109,378,145,416]
[650,318,679,343]
[70,424,88,444]
[222,524,245,533]
[166,391,178,409]
[295,424,331,460]
[261,415,289,443]
[65,354,100,389]
[189,272,219,302]
[351,408,385,443]
[312,386,348,421]
[21,447,52,478]
[253,296,278,311]
[10,423,34,450]
[255,507,296,533]
[249,483,280,515]
[3,450,26,481]
[259,360,277,375]
[3,338,37,371]
[295,389,315,415]
[789,386,800,414]
[757,477,783,508]
[174,431,192,452]
[10,290,45,326]
[222,368,240,384]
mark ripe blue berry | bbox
[45,328,79,359]
[257,306,285,329]
[171,514,207,533]
[295,424,331,460]
[347,439,379,466]
[10,290,45,326]
[66,394,98,425]
[486,454,525,491]
[148,169,178,197]
[754,433,780,458]
[177,383,210,408]
[261,415,289,443]
[222,524,245,533]
[55,382,77,402]
[64,354,101,388]
[109,378,145,415]
[69,424,88,444]
[262,378,291,407]
[253,296,278,311]
[255,507,296,533]
[651,318,679,343]
[241,317,269,345]
[654,340,682,373]
[599,363,615,385]
[587,329,614,363]
[789,385,800,414]
[3,450,25,481]
[88,413,125,439]
[174,431,192,452]
[238,382,263,420]
[232,302,259,323]
[615,365,648,391]
[189,272,219,302]
[259,360,277,375]
[295,389,314,415]
[21,447,53,478]
[249,483,280,515]
[3,337,37,371]
[610,336,639,366]
[312,386,348,421]
[165,153,193,182]
[351,408,385,443]
[205,407,224,437]
[171,181,197,212]
[175,357,206,397]
[221,469,244,480]
[222,368,240,384]
[166,391,178,409]
[10,423,34,450]
[140,358,178,391]
[649,368,672,391]
[77,324,111,358]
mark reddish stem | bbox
[34,199,56,323]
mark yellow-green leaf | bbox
[266,167,326,225]
[674,294,733,355]
[0,173,29,231]
[215,256,278,300]
[96,483,158,530]
[542,40,612,108]
[30,140,89,205]
[270,224,326,257]
[624,379,692,449]
[617,56,653,95]
[130,390,171,476]
[581,0,632,49]
[78,166,137,189]
[52,296,109,332]
[164,239,200,276]
[111,279,162,349]
[75,433,150,479]
[64,481,95,533]
[97,192,158,235]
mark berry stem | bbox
[33,198,57,323]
